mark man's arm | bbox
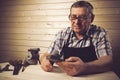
[84,55,112,74]
[40,52,53,72]
[56,55,112,76]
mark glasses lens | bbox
[69,15,88,21]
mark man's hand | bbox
[56,57,86,76]
[56,55,112,76]
[40,53,53,72]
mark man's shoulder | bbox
[58,27,72,35]
[89,24,107,34]
[90,24,106,31]
[88,24,107,38]
[61,27,72,33]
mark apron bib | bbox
[61,36,97,62]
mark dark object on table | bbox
[22,48,40,72]
[9,60,23,75]
[46,54,64,62]
[0,64,13,73]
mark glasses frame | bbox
[69,14,90,22]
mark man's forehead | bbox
[70,7,89,15]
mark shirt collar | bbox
[70,25,91,39]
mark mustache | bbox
[71,22,82,26]
[73,25,83,28]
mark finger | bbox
[46,63,52,68]
[57,62,74,70]
[58,63,72,72]
[41,59,53,72]
[42,64,53,72]
[65,57,80,62]
[56,61,69,66]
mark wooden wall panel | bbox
[0,46,47,53]
[0,34,55,41]
[0,15,120,22]
[0,22,69,28]
[0,8,120,17]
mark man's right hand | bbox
[40,53,53,72]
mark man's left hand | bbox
[56,57,86,76]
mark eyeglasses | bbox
[69,14,89,21]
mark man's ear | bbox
[91,14,95,22]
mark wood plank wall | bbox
[0,0,120,72]
[0,0,73,61]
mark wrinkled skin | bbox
[56,57,86,76]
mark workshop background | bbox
[0,0,120,76]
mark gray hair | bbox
[70,1,94,15]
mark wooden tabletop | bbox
[0,62,119,80]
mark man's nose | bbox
[74,18,82,24]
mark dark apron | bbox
[61,36,97,62]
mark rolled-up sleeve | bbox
[94,30,112,58]
[47,31,64,55]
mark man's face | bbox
[69,7,92,35]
